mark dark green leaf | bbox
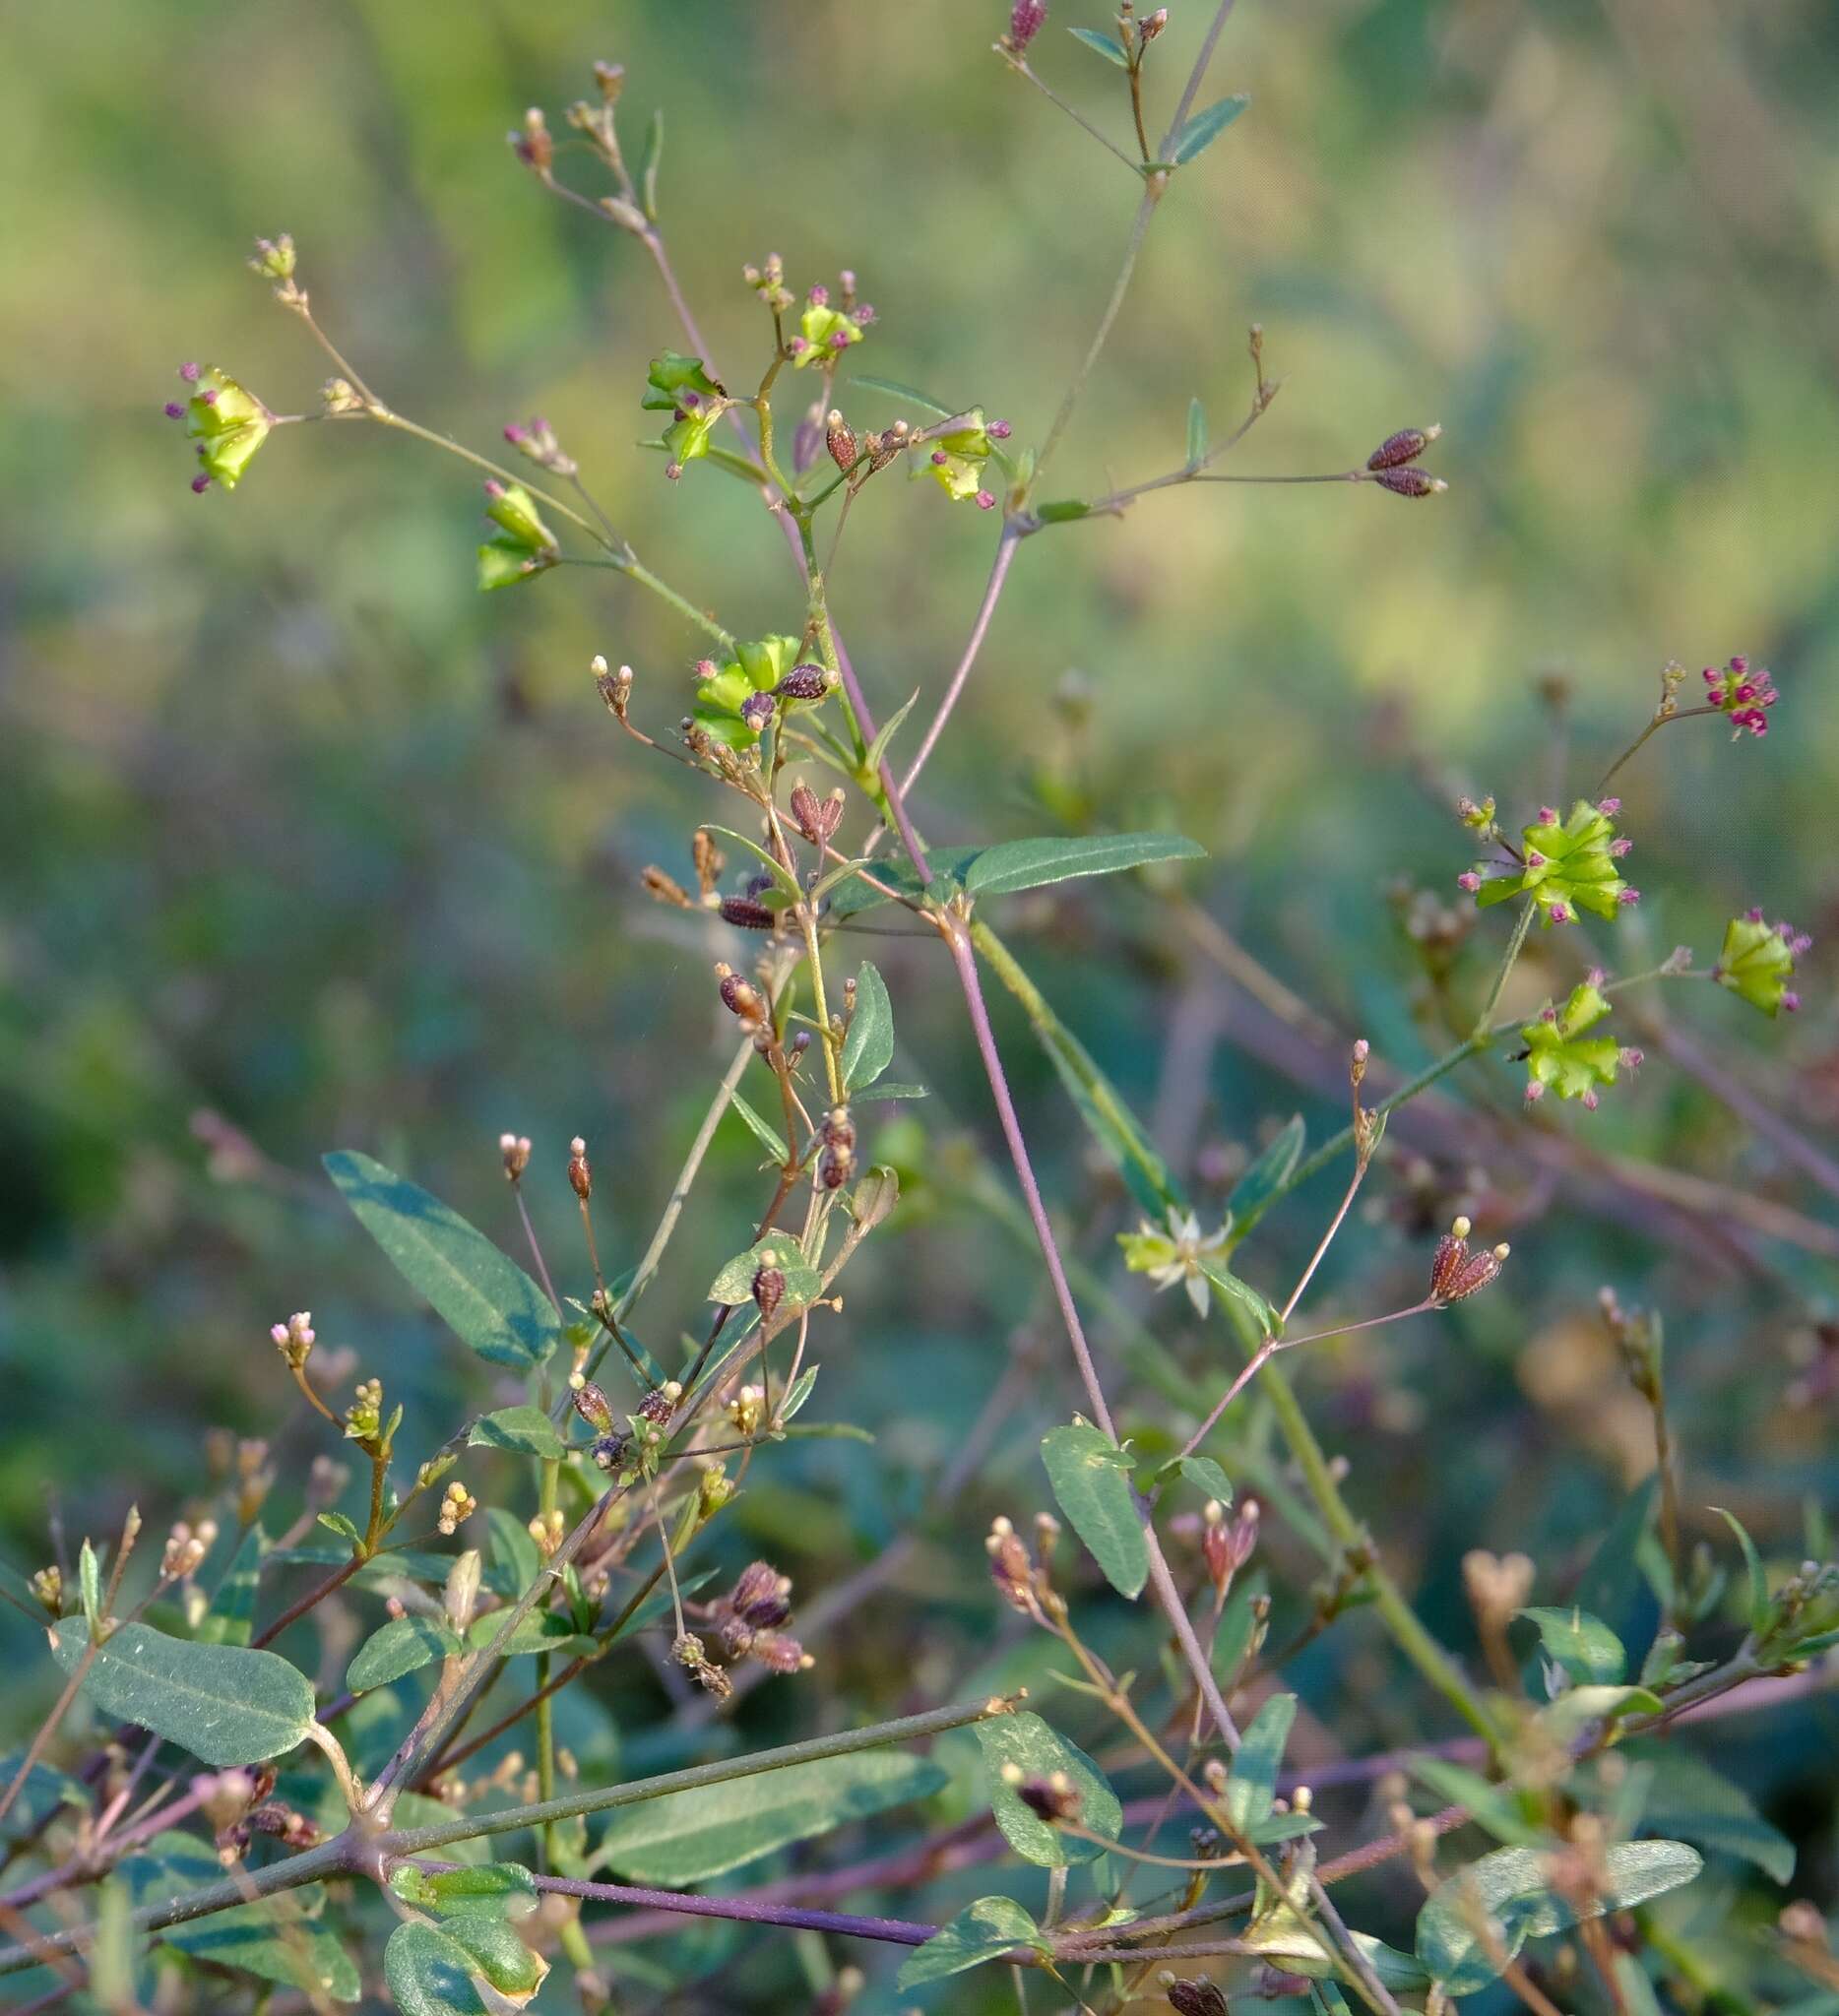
[49,1620,315,1767]
[1198,1257,1279,1339]
[1068,25,1129,65]
[1042,1421,1148,1599]
[1170,94,1251,164]
[391,1860,541,1919]
[962,831,1204,898]
[1417,1840,1702,1993]
[196,1526,266,1646]
[1406,1756,1541,1847]
[1575,1477,1657,1634]
[1156,1454,1233,1503]
[466,1609,597,1660]
[1635,1747,1796,1884]
[348,1614,461,1693]
[1226,1116,1305,1235]
[897,1896,1043,1986]
[467,1406,565,1462]
[384,1920,490,2016]
[597,1750,946,1884]
[1226,1692,1295,1832]
[0,1750,87,1841]
[842,961,895,1090]
[485,1506,541,1597]
[1186,396,1208,467]
[977,1711,1122,1867]
[1517,1606,1626,1685]
[324,1151,556,1369]
[707,1233,821,1310]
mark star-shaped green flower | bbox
[1472,799,1635,925]
[1714,912,1807,1017]
[184,367,273,490]
[692,635,801,749]
[1521,979,1638,1107]
[1118,1209,1232,1317]
[476,481,558,592]
[641,352,730,472]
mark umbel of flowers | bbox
[164,363,273,493]
[1460,797,1637,925]
[1521,976,1643,1107]
[1715,911,1808,1017]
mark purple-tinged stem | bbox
[900,527,1021,797]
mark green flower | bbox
[922,410,995,505]
[641,352,729,472]
[693,634,801,749]
[1468,798,1636,925]
[1714,911,1807,1017]
[1521,979,1640,1108]
[176,366,273,492]
[476,480,558,592]
[1118,1208,1231,1317]
[792,297,864,368]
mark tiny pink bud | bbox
[988,419,1012,439]
[163,401,185,418]
[1457,871,1482,893]
[1783,991,1801,1013]
[1548,902,1571,923]
[1597,796,1620,814]
[179,361,201,382]
[1538,807,1558,827]
[1582,1090,1600,1110]
[1618,888,1641,906]
[1525,1081,1545,1102]
[191,473,212,493]
[976,489,997,510]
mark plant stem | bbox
[898,528,1021,799]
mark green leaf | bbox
[1517,1606,1626,1685]
[1210,1574,1267,1688]
[0,1750,87,1841]
[729,1089,790,1163]
[976,1711,1122,1867]
[1418,1840,1703,1993]
[1406,1756,1541,1847]
[1035,497,1092,523]
[432,1913,546,2000]
[779,1363,819,1423]
[639,106,664,221]
[465,1609,597,1660]
[849,373,958,418]
[467,1406,565,1461]
[1226,1116,1305,1236]
[1635,1747,1796,1884]
[384,1920,490,2016]
[1226,1692,1296,1832]
[127,1830,359,2001]
[1155,1454,1233,1504]
[485,1506,541,1597]
[1068,25,1129,64]
[597,1749,946,1884]
[1197,1257,1279,1339]
[707,1233,822,1310]
[1535,1684,1663,1746]
[1712,1507,1771,1634]
[324,1151,556,1369]
[391,1860,541,1919]
[196,1526,266,1646]
[898,1895,1044,1986]
[1186,395,1208,468]
[318,1510,363,1550]
[1575,1477,1657,1633]
[861,1081,928,1101]
[79,1539,101,1633]
[348,1614,462,1693]
[842,960,895,1091]
[49,1620,315,1768]
[1246,1914,1429,1990]
[1169,94,1251,164]
[962,831,1204,898]
[1041,1421,1149,1600]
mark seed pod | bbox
[642,865,693,908]
[1365,423,1440,471]
[590,1431,628,1474]
[692,828,725,895]
[1008,0,1048,52]
[752,1265,787,1325]
[592,656,632,718]
[789,783,825,844]
[1428,1218,1510,1304]
[573,1382,615,1433]
[1164,1981,1231,2016]
[1371,465,1446,499]
[720,895,777,931]
[716,963,763,1020]
[825,410,857,473]
[774,662,830,702]
[567,1136,592,1200]
[739,690,777,731]
[638,1387,676,1424]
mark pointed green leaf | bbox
[324,1151,556,1369]
[1186,396,1208,468]
[49,1620,315,1767]
[963,831,1204,898]
[861,1081,928,1101]
[977,1711,1122,1867]
[1535,1684,1663,1746]
[467,1406,565,1462]
[1517,1606,1626,1686]
[1042,1421,1149,1600]
[1169,94,1251,164]
[485,1506,541,1597]
[1418,1840,1702,1993]
[849,373,958,418]
[1711,1507,1771,1633]
[196,1526,266,1646]
[1406,1755,1541,1847]
[1068,25,1129,65]
[348,1614,462,1693]
[842,960,895,1091]
[639,106,664,221]
[1227,1692,1296,1832]
[597,1749,947,1884]
[79,1540,101,1634]
[1226,1116,1305,1235]
[465,1609,596,1660]
[707,1233,821,1310]
[729,1089,790,1163]
[898,1895,1044,1986]
[1156,1454,1233,1504]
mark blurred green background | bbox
[4,0,1838,2004]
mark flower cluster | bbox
[1427,1216,1510,1304]
[923,409,1007,510]
[789,278,875,368]
[166,363,272,493]
[691,633,813,748]
[1703,656,1777,738]
[1464,798,1636,925]
[1521,977,1641,1107]
[476,481,558,592]
[706,1561,812,1674]
[640,351,730,475]
[1714,911,1808,1017]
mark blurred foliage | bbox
[3,0,1838,2007]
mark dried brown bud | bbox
[573,1382,615,1433]
[752,1265,787,1325]
[1366,424,1441,472]
[985,1516,1039,1612]
[716,963,765,1022]
[642,865,694,908]
[1371,464,1447,499]
[1140,6,1169,40]
[568,1136,592,1200]
[511,107,553,174]
[1428,1217,1510,1305]
[592,60,624,101]
[637,1385,677,1425]
[1163,1979,1231,2016]
[825,410,857,473]
[692,828,726,897]
[591,655,632,718]
[720,894,777,931]
[790,782,846,847]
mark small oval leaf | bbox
[1041,1421,1149,1600]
